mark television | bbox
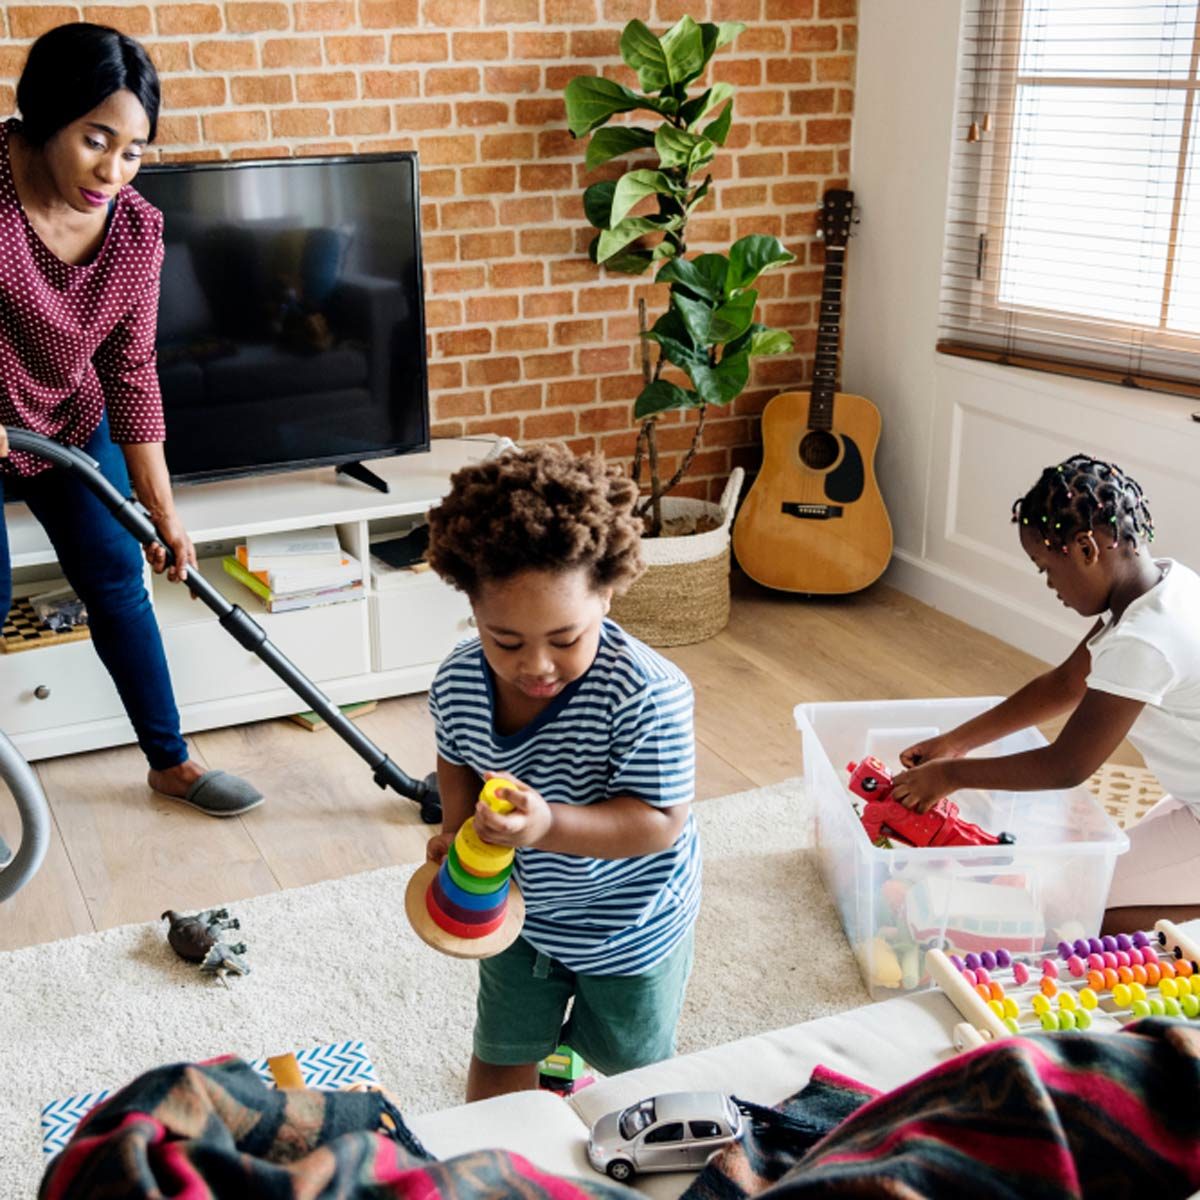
[133,153,430,484]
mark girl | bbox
[891,454,1200,934]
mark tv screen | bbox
[133,153,429,483]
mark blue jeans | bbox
[0,417,189,771]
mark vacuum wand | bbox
[5,429,440,821]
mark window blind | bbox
[938,0,1200,397]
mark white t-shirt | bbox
[1086,559,1200,811]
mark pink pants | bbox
[1107,795,1200,909]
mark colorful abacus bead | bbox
[1013,961,1030,985]
[995,948,1012,968]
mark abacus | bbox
[929,920,1200,1051]
[405,779,525,959]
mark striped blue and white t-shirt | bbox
[428,619,701,976]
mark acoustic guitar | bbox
[733,188,893,594]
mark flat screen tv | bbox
[133,152,429,483]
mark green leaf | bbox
[657,253,728,302]
[619,17,705,93]
[610,169,678,228]
[583,181,615,229]
[585,126,656,171]
[709,289,758,343]
[679,82,733,129]
[686,175,712,212]
[603,245,656,274]
[688,350,751,406]
[660,17,706,86]
[702,100,732,146]
[633,379,700,419]
[672,290,714,345]
[747,326,794,356]
[699,21,745,63]
[596,216,662,262]
[645,310,706,368]
[564,76,652,138]
[651,239,679,261]
[727,235,797,291]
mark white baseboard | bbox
[884,548,1081,666]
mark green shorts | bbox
[473,928,695,1077]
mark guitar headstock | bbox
[817,188,856,248]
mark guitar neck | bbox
[809,245,845,432]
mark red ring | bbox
[426,885,508,939]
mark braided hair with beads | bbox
[1012,455,1155,554]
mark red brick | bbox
[466,295,519,322]
[755,120,805,147]
[580,346,631,374]
[515,99,563,127]
[766,57,812,84]
[203,110,268,142]
[458,166,514,194]
[230,144,292,158]
[487,0,536,16]
[720,184,768,208]
[554,319,603,346]
[467,356,522,385]
[195,39,258,68]
[294,0,352,28]
[772,180,818,205]
[713,0,762,16]
[524,291,574,318]
[84,5,153,33]
[524,411,577,439]
[481,133,535,161]
[522,351,573,379]
[390,32,448,61]
[576,285,631,314]
[712,59,762,87]
[501,198,552,225]
[441,200,496,229]
[425,67,481,94]
[457,100,510,127]
[738,152,785,178]
[460,231,515,259]
[789,87,837,115]
[600,372,643,401]
[512,32,565,57]
[294,72,354,101]
[426,302,463,330]
[816,54,855,83]
[742,27,788,52]
[156,114,201,145]
[365,71,421,98]
[838,88,855,114]
[327,35,386,63]
[787,149,835,173]
[807,117,851,144]
[491,384,543,412]
[164,77,227,108]
[360,0,418,23]
[600,430,639,459]
[519,164,573,191]
[9,5,81,38]
[393,101,453,128]
[271,107,331,137]
[545,0,595,19]
[418,135,477,165]
[496,324,549,351]
[453,31,508,59]
[550,259,599,286]
[437,328,492,356]
[486,66,540,93]
[439,391,487,417]
[229,75,293,104]
[157,3,223,33]
[819,0,854,14]
[430,265,487,292]
[466,415,521,438]
[427,361,463,389]
[791,24,839,51]
[147,42,192,72]
[842,23,857,50]
[335,106,391,135]
[261,37,320,66]
[579,404,628,433]
[422,0,480,22]
[161,148,225,162]
[491,262,544,289]
[226,1,290,29]
[422,234,457,263]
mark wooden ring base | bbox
[405,860,525,959]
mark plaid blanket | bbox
[688,1018,1200,1200]
[38,1055,630,1200]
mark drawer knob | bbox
[34,685,51,700]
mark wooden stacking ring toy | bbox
[405,778,525,959]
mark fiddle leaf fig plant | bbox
[565,17,796,536]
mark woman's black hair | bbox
[1013,453,1155,552]
[16,23,160,146]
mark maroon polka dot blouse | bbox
[0,119,167,478]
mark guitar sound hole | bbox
[799,430,840,471]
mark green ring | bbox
[447,843,512,894]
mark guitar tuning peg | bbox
[814,226,825,240]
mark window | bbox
[939,0,1200,397]
[690,1121,723,1139]
[644,1122,685,1144]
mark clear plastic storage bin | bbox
[795,697,1130,1000]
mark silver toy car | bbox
[586,1091,744,1182]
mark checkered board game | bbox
[40,1039,378,1159]
[1,596,89,654]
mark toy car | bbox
[846,757,1015,849]
[586,1092,744,1181]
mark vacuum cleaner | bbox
[0,428,442,903]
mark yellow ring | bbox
[455,819,514,875]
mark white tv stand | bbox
[1,436,500,761]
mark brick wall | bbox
[0,0,855,501]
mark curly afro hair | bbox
[426,444,645,597]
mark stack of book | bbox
[222,527,363,614]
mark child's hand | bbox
[472,772,553,849]
[425,831,454,864]
[891,760,957,813]
[900,733,965,768]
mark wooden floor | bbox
[0,575,1131,953]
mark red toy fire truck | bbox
[846,757,1015,849]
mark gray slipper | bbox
[159,770,264,818]
[0,833,11,868]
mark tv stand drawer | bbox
[372,573,473,673]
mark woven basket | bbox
[611,468,743,647]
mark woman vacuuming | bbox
[0,24,261,865]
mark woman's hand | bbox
[472,771,553,849]
[891,760,958,813]
[899,732,966,769]
[145,507,196,584]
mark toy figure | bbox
[162,908,250,978]
[846,757,1015,849]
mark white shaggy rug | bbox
[0,777,865,1192]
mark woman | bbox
[0,23,261,850]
